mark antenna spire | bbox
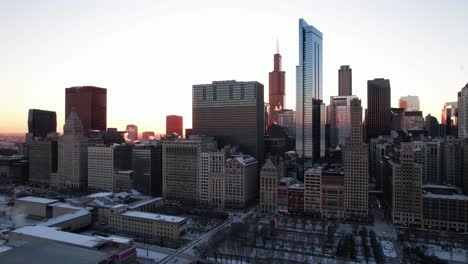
[276,38,280,54]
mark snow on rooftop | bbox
[95,235,132,245]
[122,211,186,223]
[86,192,113,198]
[0,245,12,254]
[422,192,468,201]
[16,196,59,204]
[38,210,90,227]
[12,226,105,248]
[127,197,163,210]
[136,248,168,262]
[50,202,86,211]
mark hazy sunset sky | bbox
[1,0,467,134]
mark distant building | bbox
[277,109,295,137]
[463,139,468,195]
[414,140,442,184]
[458,83,468,139]
[441,136,463,186]
[399,95,420,111]
[113,170,133,192]
[192,80,264,163]
[367,78,391,141]
[259,159,283,213]
[0,155,28,184]
[268,50,286,125]
[126,124,138,143]
[390,108,405,131]
[224,154,257,209]
[58,112,89,189]
[185,128,193,139]
[296,19,325,160]
[27,139,58,186]
[28,109,56,139]
[65,86,107,133]
[338,65,352,96]
[132,142,162,196]
[425,114,440,138]
[142,131,155,141]
[329,95,358,148]
[199,147,232,207]
[304,168,321,216]
[441,102,458,137]
[404,111,424,131]
[104,128,125,144]
[166,115,183,138]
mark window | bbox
[229,85,233,99]
[213,86,217,100]
[202,87,207,100]
[240,85,245,99]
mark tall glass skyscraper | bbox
[296,19,324,160]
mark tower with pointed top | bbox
[58,111,89,189]
[268,42,286,125]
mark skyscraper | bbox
[329,95,358,148]
[133,142,162,196]
[65,86,107,133]
[399,95,420,111]
[142,131,155,141]
[338,65,352,96]
[126,124,138,143]
[192,80,264,163]
[296,19,324,160]
[425,114,440,138]
[268,48,286,125]
[166,115,183,138]
[366,78,391,141]
[441,102,458,137]
[344,98,368,220]
[458,83,468,139]
[28,109,57,139]
[58,111,89,189]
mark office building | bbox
[65,86,107,133]
[425,114,440,138]
[185,128,193,139]
[441,102,458,137]
[58,111,89,189]
[87,145,132,192]
[391,142,422,227]
[28,109,57,139]
[268,49,286,125]
[166,115,183,138]
[104,128,125,144]
[442,136,463,186]
[329,95,358,148]
[458,83,468,139]
[27,139,58,186]
[132,142,162,196]
[390,108,405,131]
[304,168,322,215]
[199,146,232,207]
[463,139,468,195]
[338,65,352,96]
[259,159,282,213]
[399,95,420,111]
[367,78,391,141]
[192,80,264,162]
[0,155,28,184]
[414,140,442,184]
[126,124,138,143]
[277,109,296,137]
[224,154,258,208]
[404,111,424,131]
[142,131,155,140]
[113,170,133,192]
[296,19,325,160]
[344,98,368,219]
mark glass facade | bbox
[296,19,324,160]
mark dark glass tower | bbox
[366,78,391,141]
[28,109,57,139]
[65,86,107,133]
[192,80,264,163]
[338,65,352,96]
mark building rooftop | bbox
[127,197,163,210]
[422,192,468,201]
[228,154,258,166]
[122,211,186,224]
[12,226,106,248]
[86,192,113,198]
[16,196,59,204]
[38,210,90,228]
[50,202,89,211]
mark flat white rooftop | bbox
[38,210,90,227]
[86,192,113,198]
[122,211,186,223]
[16,196,59,204]
[12,226,105,248]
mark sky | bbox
[1,0,467,135]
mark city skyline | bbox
[1,0,468,135]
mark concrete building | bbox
[367,78,391,141]
[268,50,286,125]
[304,168,322,215]
[200,146,232,207]
[344,98,368,220]
[288,183,304,213]
[458,83,468,139]
[414,140,442,184]
[192,80,264,163]
[114,170,133,192]
[422,185,468,232]
[296,19,325,160]
[441,136,463,186]
[126,124,138,143]
[391,142,423,227]
[404,111,424,131]
[338,65,352,96]
[28,109,56,139]
[88,145,132,192]
[27,139,58,186]
[132,142,162,196]
[65,86,107,133]
[329,95,358,148]
[0,155,28,184]
[58,111,89,189]
[166,115,183,138]
[224,154,257,209]
[399,95,420,111]
[259,159,282,213]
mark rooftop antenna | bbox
[276,38,280,54]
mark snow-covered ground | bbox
[380,240,397,258]
[137,248,168,262]
[423,244,467,263]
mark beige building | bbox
[58,111,89,189]
[259,159,282,213]
[304,168,322,215]
[344,98,368,220]
[200,147,231,206]
[88,146,115,191]
[224,154,257,209]
[114,170,133,192]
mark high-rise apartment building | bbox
[329,95,358,148]
[268,50,286,125]
[132,142,162,196]
[65,86,107,133]
[338,65,352,96]
[399,96,420,111]
[391,142,422,227]
[425,114,440,138]
[88,145,132,192]
[58,112,89,189]
[344,98,368,220]
[367,78,391,141]
[28,109,57,139]
[458,83,468,139]
[166,115,183,138]
[126,124,138,143]
[192,80,264,163]
[296,19,325,160]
